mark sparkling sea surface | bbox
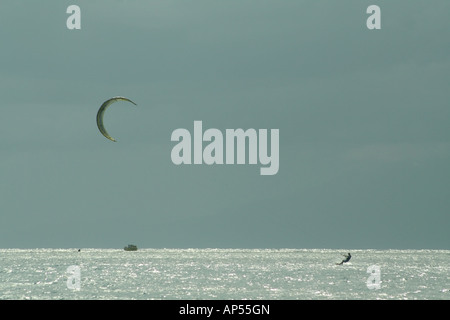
[0,249,448,300]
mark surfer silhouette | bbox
[337,252,351,265]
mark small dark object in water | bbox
[124,244,138,251]
[336,252,351,265]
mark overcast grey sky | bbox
[0,1,449,249]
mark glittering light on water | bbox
[0,248,448,299]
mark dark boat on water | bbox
[124,244,138,251]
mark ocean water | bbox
[0,249,448,300]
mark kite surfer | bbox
[336,252,351,265]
